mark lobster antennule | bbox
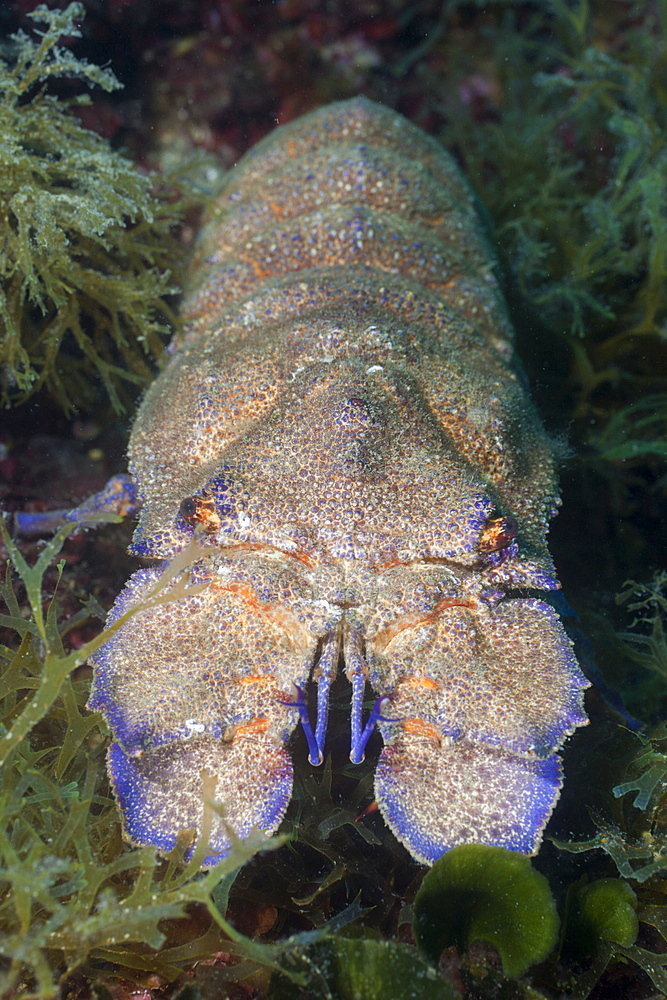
[350,695,396,764]
[277,685,322,765]
[345,627,370,763]
[374,734,563,865]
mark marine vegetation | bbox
[3,2,667,999]
[0,4,186,413]
[412,844,560,978]
[566,877,639,954]
[443,0,667,573]
[616,571,667,691]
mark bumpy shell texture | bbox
[89,98,589,866]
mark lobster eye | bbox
[179,496,197,521]
[178,491,222,532]
[478,515,518,554]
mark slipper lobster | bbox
[80,98,588,865]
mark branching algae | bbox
[5,4,667,997]
[549,574,667,995]
[443,0,667,475]
[0,3,185,413]
[0,521,289,997]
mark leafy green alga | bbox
[413,844,559,978]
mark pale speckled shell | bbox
[89,98,588,866]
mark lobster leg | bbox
[345,626,383,764]
[278,685,322,766]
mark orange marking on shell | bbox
[434,596,476,614]
[211,580,314,652]
[198,508,222,532]
[406,676,439,690]
[377,557,402,570]
[290,550,315,569]
[212,580,261,609]
[441,275,462,290]
[234,718,270,738]
[401,719,441,742]
[373,597,476,654]
[426,276,461,294]
[239,254,269,280]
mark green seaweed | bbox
[551,742,667,1000]
[552,753,667,996]
[615,572,667,686]
[559,889,665,1000]
[553,851,667,997]
[442,0,667,481]
[584,571,667,725]
[412,844,559,978]
[268,935,459,1000]
[574,718,667,886]
[0,521,306,997]
[567,878,639,953]
[0,3,187,413]
[553,816,667,885]
[612,728,667,815]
